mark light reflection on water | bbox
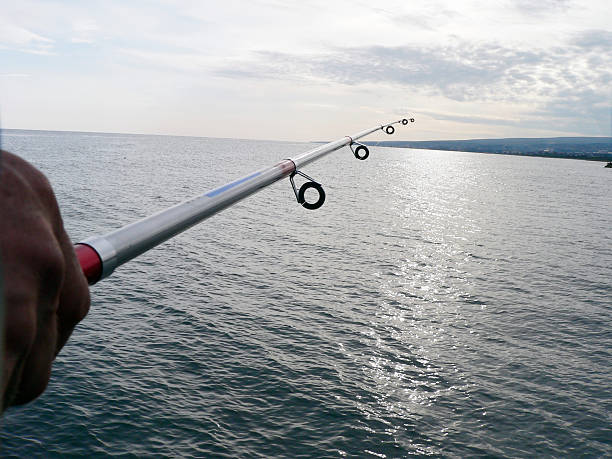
[357,154,482,446]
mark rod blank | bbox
[75,118,414,284]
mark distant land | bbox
[365,137,612,162]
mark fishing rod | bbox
[75,117,415,285]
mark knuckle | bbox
[59,269,91,326]
[21,236,67,301]
[2,151,61,223]
[75,285,91,323]
[39,241,66,286]
[3,291,37,354]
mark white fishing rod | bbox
[76,117,415,284]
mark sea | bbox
[0,130,610,458]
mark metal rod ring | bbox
[298,182,326,210]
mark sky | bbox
[0,0,610,141]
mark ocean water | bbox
[1,130,611,458]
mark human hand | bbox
[0,151,90,410]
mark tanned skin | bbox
[0,151,90,411]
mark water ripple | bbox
[1,133,610,457]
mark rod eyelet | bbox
[298,182,326,210]
[350,141,370,160]
[354,145,369,160]
[385,125,395,135]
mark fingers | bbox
[7,296,57,406]
[55,226,91,354]
[1,223,65,406]
[1,151,90,407]
[2,290,38,408]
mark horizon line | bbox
[2,127,610,144]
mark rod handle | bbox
[75,243,103,285]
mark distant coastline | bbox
[5,130,612,162]
[366,137,612,162]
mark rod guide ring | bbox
[298,182,326,210]
[289,170,326,210]
[354,145,369,160]
[350,141,370,160]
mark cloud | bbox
[214,41,605,103]
[382,3,460,30]
[413,109,526,129]
[70,19,99,44]
[513,0,572,15]
[573,29,612,49]
[1,0,608,138]
[0,23,52,46]
[71,38,94,44]
[119,48,215,72]
[212,32,610,134]
[0,23,54,54]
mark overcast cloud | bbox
[0,0,610,140]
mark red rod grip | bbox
[75,243,102,285]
